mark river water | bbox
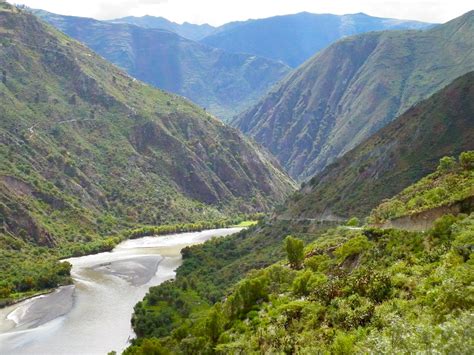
[0,228,242,354]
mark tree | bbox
[205,306,224,344]
[459,151,474,170]
[346,217,360,227]
[438,156,457,173]
[285,236,304,269]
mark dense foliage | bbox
[126,214,474,354]
[126,153,474,354]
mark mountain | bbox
[234,11,474,180]
[34,10,291,121]
[108,15,215,41]
[201,12,432,67]
[281,71,474,220]
[0,3,294,297]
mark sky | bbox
[12,0,474,25]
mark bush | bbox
[346,217,360,227]
[459,151,474,170]
[438,156,457,173]
[334,235,372,262]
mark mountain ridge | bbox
[281,71,474,219]
[108,14,215,41]
[234,10,474,180]
[0,2,295,254]
[33,10,291,121]
[201,11,433,67]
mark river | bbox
[0,228,242,354]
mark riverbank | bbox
[1,219,259,308]
[0,228,244,354]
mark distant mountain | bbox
[201,12,432,67]
[234,11,474,180]
[108,15,215,41]
[34,11,291,121]
[281,71,474,220]
[0,4,295,252]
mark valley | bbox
[0,228,243,354]
[0,1,473,354]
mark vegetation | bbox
[126,153,474,353]
[234,11,474,180]
[126,213,474,354]
[285,235,304,269]
[0,5,294,304]
[370,151,474,223]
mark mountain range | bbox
[0,4,294,252]
[234,11,474,180]
[34,10,291,121]
[34,11,435,121]
[201,12,432,67]
[109,15,215,41]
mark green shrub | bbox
[438,156,457,173]
[346,217,360,227]
[459,151,474,170]
[334,235,372,262]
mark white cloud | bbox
[13,0,474,25]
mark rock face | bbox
[34,10,291,121]
[280,71,474,219]
[0,4,295,247]
[201,12,432,68]
[234,11,474,180]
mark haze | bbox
[14,0,474,25]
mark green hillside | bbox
[0,4,295,302]
[370,151,474,224]
[125,153,474,354]
[34,10,291,121]
[234,11,474,180]
[283,72,474,220]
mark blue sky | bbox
[14,0,474,25]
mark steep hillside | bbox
[369,151,474,224]
[108,15,215,41]
[234,11,474,180]
[126,155,474,354]
[34,11,291,121]
[282,72,474,219]
[0,4,294,299]
[201,12,431,67]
